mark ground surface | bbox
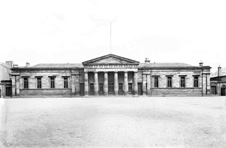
[0,96,226,148]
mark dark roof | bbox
[138,63,199,68]
[12,62,209,70]
[33,63,83,68]
[14,63,83,70]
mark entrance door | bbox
[211,86,217,95]
[108,83,114,95]
[89,83,94,95]
[80,83,84,96]
[6,87,12,97]
[119,83,123,95]
[138,83,142,95]
[99,83,104,95]
[128,83,132,94]
[221,86,226,96]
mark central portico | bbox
[82,54,140,96]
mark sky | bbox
[0,0,226,73]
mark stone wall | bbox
[20,89,71,96]
[14,69,80,96]
[151,88,202,96]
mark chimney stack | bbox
[145,57,150,64]
[218,65,221,77]
[26,62,30,67]
[5,61,13,68]
[13,64,18,67]
[199,61,203,67]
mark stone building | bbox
[10,54,211,97]
[210,66,226,96]
[0,61,13,97]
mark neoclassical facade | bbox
[9,54,211,97]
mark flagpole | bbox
[110,22,112,54]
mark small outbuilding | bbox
[210,66,226,96]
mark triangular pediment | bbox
[82,54,139,66]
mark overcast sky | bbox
[0,0,226,72]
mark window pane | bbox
[37,78,42,89]
[50,77,55,88]
[64,77,68,88]
[194,76,199,87]
[180,77,185,88]
[154,77,158,88]
[24,78,28,89]
[167,77,172,87]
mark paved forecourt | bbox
[1,96,226,148]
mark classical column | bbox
[16,76,20,96]
[1,84,5,98]
[142,74,147,95]
[114,71,118,95]
[147,74,151,95]
[134,72,138,96]
[124,71,128,95]
[94,72,99,96]
[104,72,108,96]
[71,75,76,94]
[84,72,88,96]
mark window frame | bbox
[63,77,69,88]
[50,77,55,89]
[167,76,172,88]
[180,76,186,88]
[154,76,159,88]
[193,76,199,88]
[37,77,42,89]
[23,77,29,89]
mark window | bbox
[180,76,186,88]
[37,77,42,89]
[50,77,55,88]
[154,77,159,88]
[194,76,199,87]
[63,77,68,88]
[167,76,172,88]
[24,78,28,89]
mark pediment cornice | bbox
[82,54,140,66]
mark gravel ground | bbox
[1,96,226,148]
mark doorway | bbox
[6,87,12,97]
[108,83,114,95]
[221,85,226,96]
[138,83,142,95]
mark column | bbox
[124,71,128,95]
[75,74,80,96]
[16,76,20,96]
[147,74,151,95]
[104,72,108,96]
[142,74,147,95]
[134,72,138,96]
[94,72,99,96]
[1,84,5,98]
[84,72,88,96]
[114,71,118,95]
[71,75,76,94]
